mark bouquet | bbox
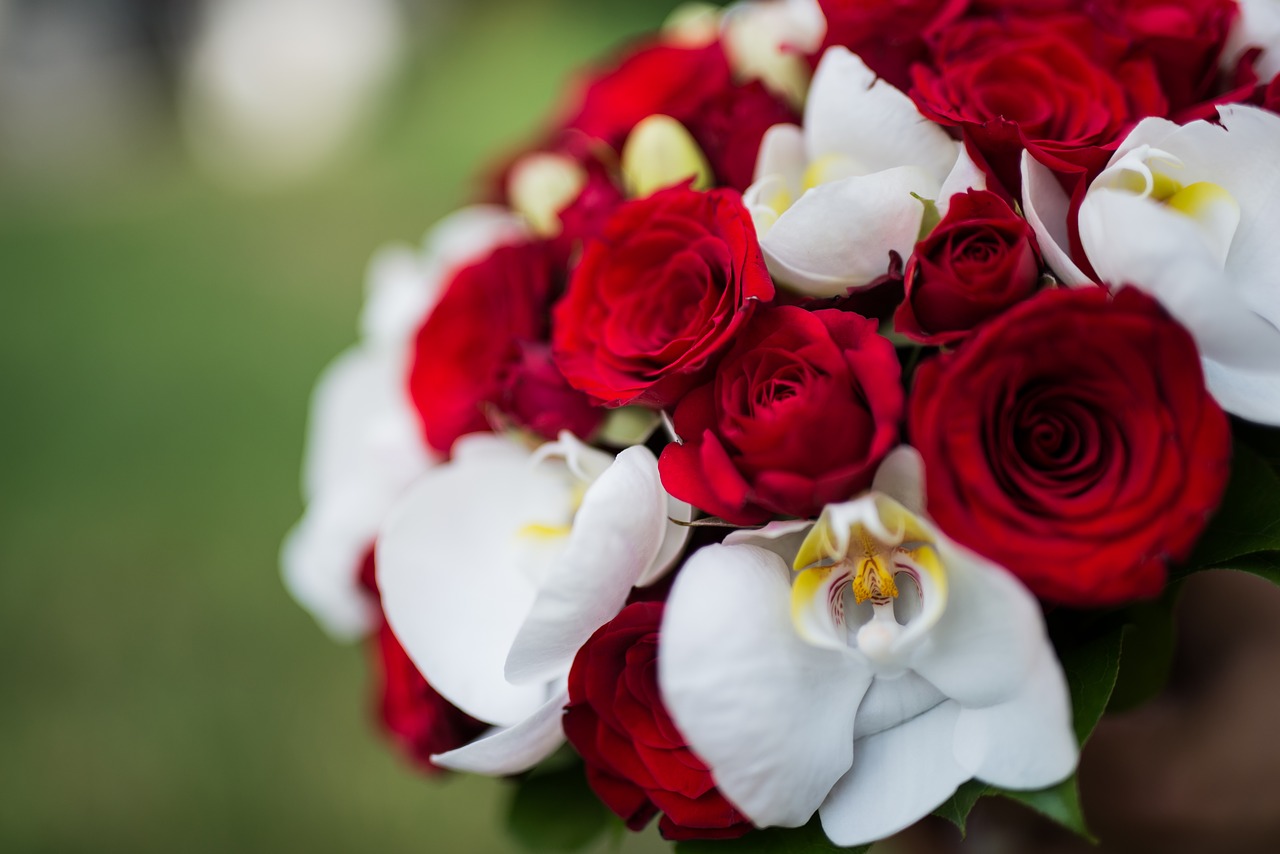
[283,0,1280,849]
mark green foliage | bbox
[674,818,867,854]
[506,761,614,853]
[1186,441,1280,575]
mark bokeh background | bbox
[0,1,675,851]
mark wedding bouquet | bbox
[283,0,1280,849]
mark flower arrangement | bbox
[283,0,1280,849]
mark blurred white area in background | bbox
[180,0,407,191]
[0,0,419,191]
[0,0,165,182]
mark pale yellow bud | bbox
[620,115,714,199]
[662,2,722,47]
[506,152,587,237]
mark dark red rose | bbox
[686,80,800,192]
[562,42,733,149]
[552,185,775,408]
[895,189,1041,344]
[500,344,604,441]
[911,15,1167,186]
[409,240,600,453]
[1097,0,1239,111]
[816,0,969,91]
[564,602,752,841]
[660,306,902,524]
[909,287,1231,606]
[358,552,487,773]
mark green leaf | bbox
[674,817,868,854]
[1186,441,1280,573]
[505,760,612,853]
[911,193,941,239]
[933,780,989,835]
[999,776,1091,840]
[1107,599,1176,713]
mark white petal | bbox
[853,673,946,738]
[870,446,926,518]
[505,446,669,685]
[660,544,871,828]
[1224,0,1280,80]
[906,540,1045,708]
[431,688,569,775]
[751,123,807,189]
[805,47,957,182]
[1020,152,1091,286]
[819,701,968,847]
[300,345,428,502]
[1201,359,1280,427]
[953,648,1077,790]
[637,491,694,587]
[763,166,939,295]
[376,438,573,726]
[936,144,987,218]
[281,487,383,641]
[723,519,814,562]
[1080,191,1280,374]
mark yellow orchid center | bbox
[789,496,949,662]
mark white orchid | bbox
[376,432,692,774]
[281,207,525,640]
[721,0,827,107]
[1022,105,1280,425]
[744,46,984,296]
[1224,0,1280,81]
[659,448,1076,847]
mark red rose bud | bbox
[816,0,967,92]
[552,186,774,409]
[910,15,1168,184]
[660,305,902,524]
[895,189,1041,345]
[564,602,753,842]
[410,240,597,454]
[909,287,1231,606]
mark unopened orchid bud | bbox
[507,152,587,237]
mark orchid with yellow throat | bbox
[658,448,1077,846]
[376,431,692,774]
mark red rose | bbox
[911,15,1167,184]
[562,42,733,149]
[1097,0,1239,111]
[409,240,600,453]
[564,602,752,841]
[660,306,902,524]
[909,287,1231,606]
[686,81,800,192]
[552,186,775,408]
[358,553,487,772]
[895,189,1041,345]
[816,0,968,92]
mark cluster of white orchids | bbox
[282,0,1280,846]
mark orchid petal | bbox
[505,446,669,685]
[751,123,807,190]
[1201,359,1280,427]
[805,47,957,182]
[819,701,967,847]
[637,490,694,587]
[724,519,815,563]
[1080,191,1280,374]
[936,144,986,218]
[660,544,871,828]
[431,688,569,775]
[906,541,1044,708]
[377,435,573,726]
[1020,152,1091,286]
[870,446,926,518]
[953,648,1077,790]
[762,166,940,295]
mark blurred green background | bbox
[0,1,675,851]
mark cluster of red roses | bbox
[296,0,1280,844]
